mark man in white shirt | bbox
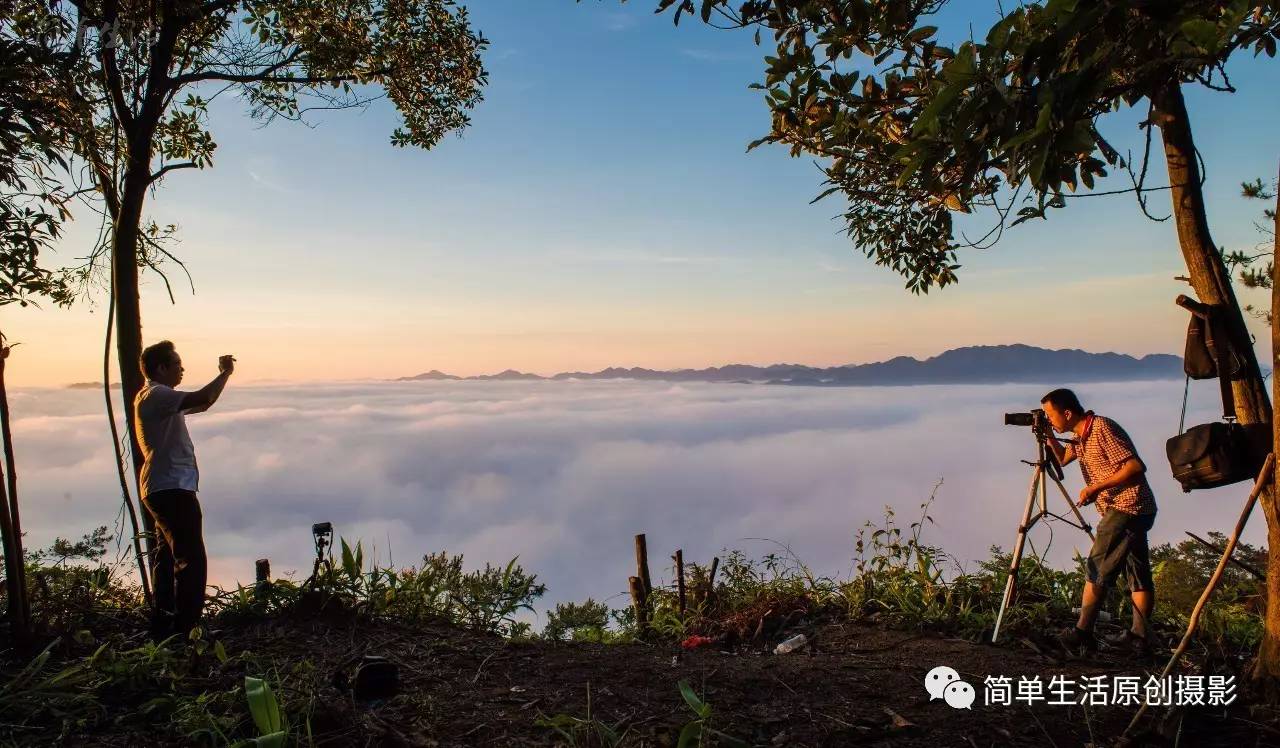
[135,340,234,638]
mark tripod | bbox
[305,522,334,588]
[991,432,1095,643]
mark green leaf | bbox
[214,640,229,664]
[942,43,976,84]
[244,677,283,735]
[1180,19,1219,49]
[913,83,961,135]
[678,680,711,719]
[341,538,358,579]
[908,26,938,42]
[676,721,703,748]
[1045,0,1080,16]
[895,149,929,188]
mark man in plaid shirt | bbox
[1040,388,1157,655]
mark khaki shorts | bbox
[1086,509,1155,592]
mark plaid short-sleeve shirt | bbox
[1068,413,1157,516]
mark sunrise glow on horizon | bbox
[6,0,1277,388]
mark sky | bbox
[6,1,1280,386]
[11,377,1250,621]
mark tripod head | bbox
[1005,408,1065,481]
[1034,428,1066,482]
[312,522,333,565]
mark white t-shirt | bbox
[134,381,199,496]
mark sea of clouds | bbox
[9,378,1250,624]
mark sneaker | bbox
[1104,629,1153,657]
[1058,626,1097,653]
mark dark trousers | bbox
[143,489,207,636]
[1086,509,1156,592]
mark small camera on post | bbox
[310,522,334,583]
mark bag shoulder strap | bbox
[1202,306,1236,420]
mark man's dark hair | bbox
[1041,388,1085,415]
[140,340,177,379]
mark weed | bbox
[675,680,746,748]
[535,683,630,747]
[208,539,545,638]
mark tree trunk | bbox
[1151,83,1279,683]
[110,8,184,579]
[114,189,145,469]
[0,335,30,639]
[94,4,184,597]
[104,288,152,606]
[114,152,153,560]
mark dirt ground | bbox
[53,617,1277,748]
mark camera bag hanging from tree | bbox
[1166,301,1258,492]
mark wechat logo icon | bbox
[925,665,975,709]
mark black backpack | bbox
[1182,314,1216,379]
[1183,311,1246,382]
[1166,303,1261,492]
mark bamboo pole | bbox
[255,558,271,598]
[0,333,30,639]
[634,534,652,598]
[1125,453,1275,738]
[674,549,686,622]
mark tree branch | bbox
[149,162,198,183]
[98,0,135,130]
[167,49,301,87]
[170,63,388,88]
[199,0,242,17]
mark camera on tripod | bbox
[1004,408,1049,436]
[991,404,1094,644]
[310,522,333,583]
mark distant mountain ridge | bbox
[395,344,1183,387]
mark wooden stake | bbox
[674,549,686,621]
[628,575,649,633]
[1125,453,1275,738]
[707,556,720,605]
[255,558,271,598]
[634,534,652,598]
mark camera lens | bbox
[1003,412,1035,427]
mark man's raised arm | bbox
[180,355,235,413]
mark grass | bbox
[1,482,1268,745]
[545,480,1265,666]
[2,532,549,745]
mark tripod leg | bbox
[993,466,1044,643]
[1039,462,1049,513]
[1049,475,1095,541]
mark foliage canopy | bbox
[656,0,1280,292]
